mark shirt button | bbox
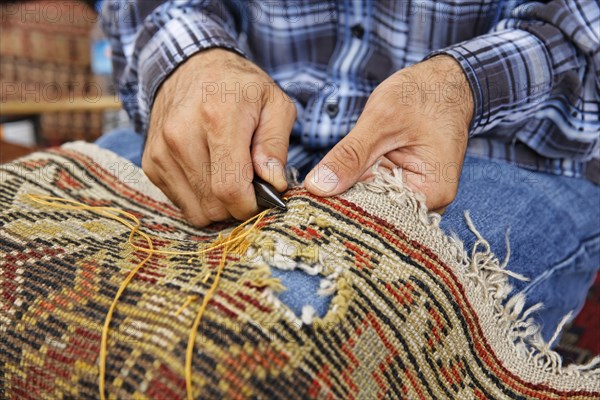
[326,103,339,118]
[351,24,365,39]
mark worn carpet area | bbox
[1,142,599,399]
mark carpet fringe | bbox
[356,165,600,379]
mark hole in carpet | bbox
[269,267,333,321]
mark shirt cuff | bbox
[425,29,553,137]
[135,11,247,134]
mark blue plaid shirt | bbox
[102,0,599,183]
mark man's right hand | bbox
[142,49,295,227]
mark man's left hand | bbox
[304,56,474,212]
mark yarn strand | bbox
[25,194,270,400]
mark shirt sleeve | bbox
[427,0,599,161]
[101,0,247,135]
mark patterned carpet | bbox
[1,142,599,399]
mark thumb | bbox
[251,100,295,192]
[305,130,378,197]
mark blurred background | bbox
[0,0,128,163]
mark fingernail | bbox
[308,164,339,194]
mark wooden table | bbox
[0,140,37,164]
[0,97,122,116]
[0,96,123,164]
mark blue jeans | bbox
[96,129,600,343]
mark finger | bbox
[388,150,460,212]
[304,121,390,196]
[207,119,258,220]
[164,131,233,223]
[356,155,452,215]
[358,156,397,181]
[251,99,295,192]
[143,140,218,227]
[402,169,457,212]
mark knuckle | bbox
[334,137,366,171]
[169,192,183,209]
[144,170,162,191]
[142,154,161,181]
[185,211,209,228]
[177,199,209,227]
[200,102,223,123]
[142,147,168,173]
[141,153,152,173]
[146,148,163,166]
[202,200,229,222]
[369,84,393,104]
[161,121,181,149]
[188,174,210,202]
[286,101,297,119]
[211,144,233,164]
[233,208,257,222]
[371,79,414,109]
[212,181,245,202]
[257,135,288,153]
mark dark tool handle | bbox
[252,176,286,210]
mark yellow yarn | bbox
[175,296,199,317]
[25,194,270,400]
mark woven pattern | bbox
[1,143,599,399]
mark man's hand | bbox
[143,49,295,227]
[304,56,474,212]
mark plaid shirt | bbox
[102,0,599,183]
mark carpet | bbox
[1,142,599,399]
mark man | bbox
[99,0,599,343]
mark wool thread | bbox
[25,194,270,400]
[175,296,199,317]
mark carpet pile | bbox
[1,142,598,399]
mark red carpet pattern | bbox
[1,143,599,399]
